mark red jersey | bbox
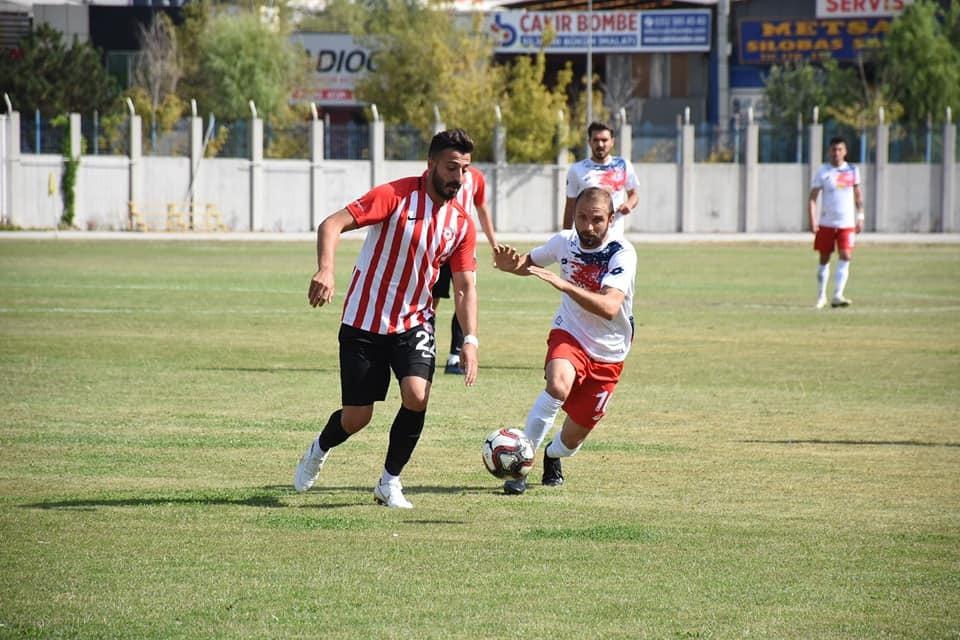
[455,166,486,218]
[343,173,477,335]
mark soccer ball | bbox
[481,428,535,480]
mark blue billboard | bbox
[738,17,892,65]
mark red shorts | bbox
[814,226,855,254]
[545,329,624,430]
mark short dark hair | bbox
[828,136,847,147]
[587,121,614,138]
[428,128,474,158]
[575,186,615,217]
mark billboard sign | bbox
[816,0,912,18]
[290,33,376,106]
[486,9,711,53]
[738,17,891,65]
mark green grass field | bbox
[1,238,958,639]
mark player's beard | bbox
[577,227,604,249]
[431,169,461,201]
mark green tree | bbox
[882,0,960,124]
[500,52,574,163]
[0,24,118,117]
[186,10,307,121]
[354,0,502,159]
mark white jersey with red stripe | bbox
[343,173,477,335]
[811,162,860,228]
[566,156,639,237]
[529,230,636,363]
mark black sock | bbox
[316,410,349,451]
[384,407,426,476]
[450,314,464,356]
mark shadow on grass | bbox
[741,439,960,448]
[22,484,495,511]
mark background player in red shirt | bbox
[295,129,480,509]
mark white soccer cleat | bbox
[293,439,327,493]
[831,295,852,308]
[815,296,828,309]
[373,479,413,509]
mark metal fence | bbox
[17,111,960,165]
[385,125,427,161]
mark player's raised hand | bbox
[492,244,520,273]
[307,269,335,307]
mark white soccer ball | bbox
[481,428,535,480]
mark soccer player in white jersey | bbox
[431,165,497,374]
[295,129,480,509]
[493,187,637,495]
[808,136,865,309]
[564,121,639,237]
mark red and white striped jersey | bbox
[342,173,477,335]
[455,166,487,218]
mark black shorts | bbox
[431,263,452,299]
[338,323,436,406]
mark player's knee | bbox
[545,378,572,401]
[341,406,373,433]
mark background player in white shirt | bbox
[563,121,639,237]
[808,136,865,309]
[493,187,637,495]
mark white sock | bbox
[817,263,830,299]
[523,391,564,450]
[545,431,580,459]
[834,260,850,298]
[380,469,400,485]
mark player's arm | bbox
[562,197,576,230]
[451,269,479,387]
[854,184,865,233]
[618,188,639,216]
[476,202,498,250]
[807,187,822,234]
[526,265,625,320]
[308,208,358,307]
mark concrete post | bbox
[0,113,6,225]
[189,115,202,228]
[874,120,889,232]
[69,113,82,225]
[555,113,568,230]
[806,122,823,231]
[370,119,385,188]
[310,118,325,231]
[129,114,142,229]
[679,119,695,232]
[493,123,506,232]
[742,115,759,232]
[618,122,632,164]
[4,111,19,226]
[249,116,263,231]
[942,118,956,232]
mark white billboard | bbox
[290,33,375,106]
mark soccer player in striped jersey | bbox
[431,165,497,374]
[294,129,480,509]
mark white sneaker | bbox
[815,296,827,309]
[373,479,413,509]
[293,439,327,493]
[831,295,852,308]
